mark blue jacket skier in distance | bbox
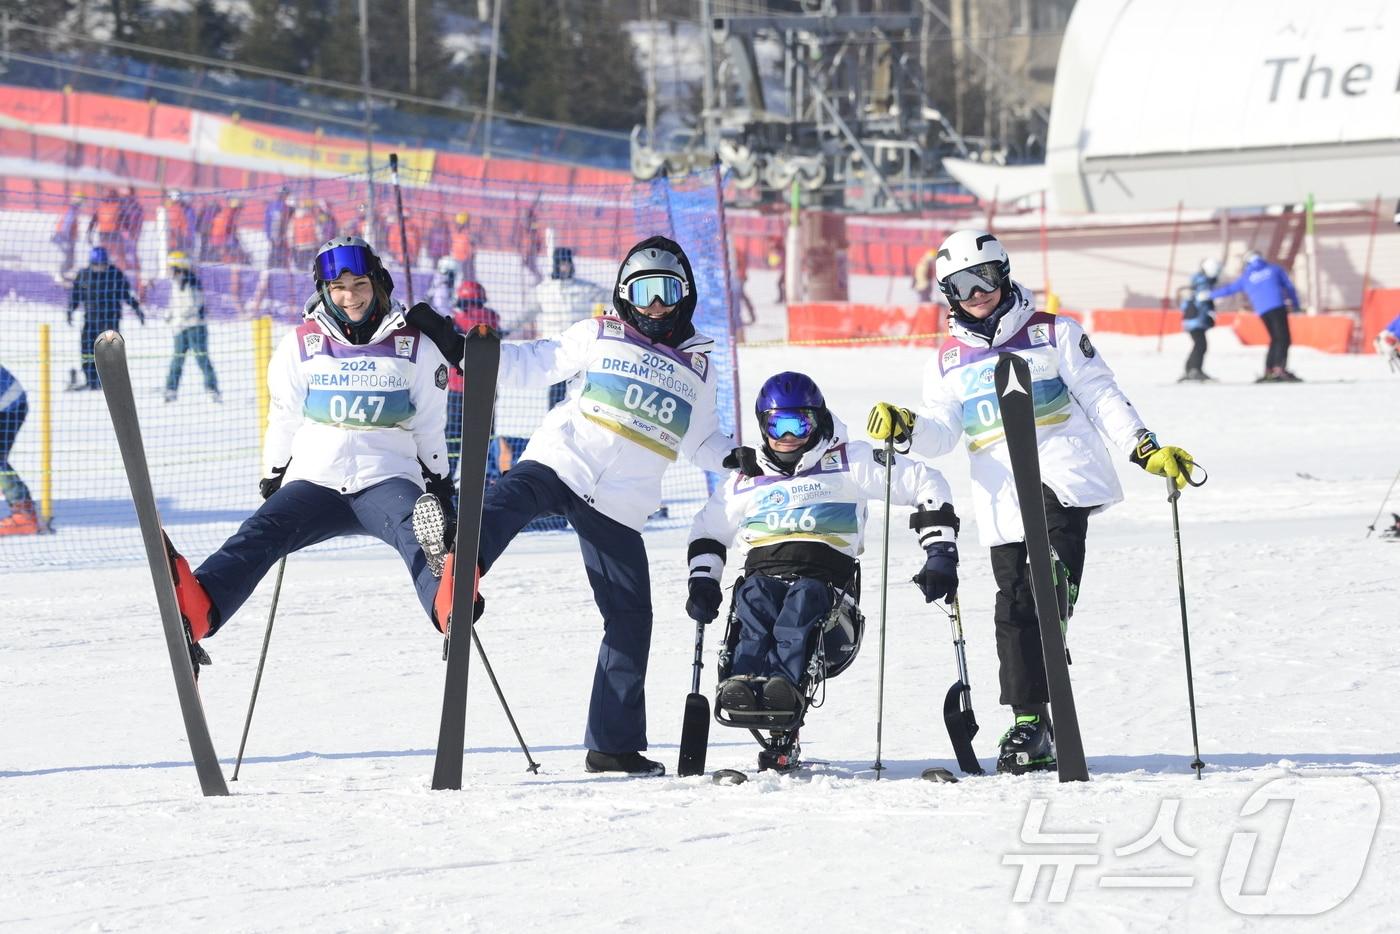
[865,229,1196,775]
[165,237,454,674]
[1211,250,1302,382]
[407,235,741,777]
[687,371,959,715]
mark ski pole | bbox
[1365,466,1400,537]
[388,153,415,305]
[1166,477,1205,780]
[471,629,540,773]
[232,556,287,781]
[871,435,895,779]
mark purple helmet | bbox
[754,371,832,463]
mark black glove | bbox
[685,577,723,623]
[721,446,761,477]
[259,462,288,500]
[424,471,458,542]
[913,542,958,603]
[406,302,465,368]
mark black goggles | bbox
[942,262,1005,302]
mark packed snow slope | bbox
[2,329,1397,932]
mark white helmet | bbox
[1201,257,1222,278]
[437,255,458,275]
[933,230,1010,306]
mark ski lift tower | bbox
[631,9,967,214]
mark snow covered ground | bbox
[2,329,1397,931]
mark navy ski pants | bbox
[477,460,653,755]
[195,478,438,632]
[731,575,833,685]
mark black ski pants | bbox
[477,460,653,756]
[1260,306,1291,371]
[1184,330,1207,373]
[988,486,1092,707]
[731,574,834,685]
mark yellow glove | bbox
[1130,432,1195,490]
[867,402,915,450]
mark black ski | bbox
[432,326,501,791]
[676,617,710,776]
[993,352,1089,783]
[95,332,229,797]
[940,597,984,775]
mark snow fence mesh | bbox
[0,167,739,568]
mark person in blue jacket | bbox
[1211,250,1301,382]
[66,246,144,390]
[1179,258,1221,382]
[1376,312,1400,373]
[0,364,38,536]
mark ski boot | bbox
[585,750,666,777]
[412,493,451,577]
[996,713,1056,775]
[717,676,760,713]
[162,533,217,678]
[0,500,40,536]
[760,676,802,715]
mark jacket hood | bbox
[612,235,698,347]
[754,414,850,477]
[302,292,407,346]
[946,280,1036,348]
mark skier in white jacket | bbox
[162,251,220,403]
[408,236,738,776]
[164,237,453,675]
[686,371,958,719]
[867,230,1196,774]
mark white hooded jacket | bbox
[910,281,1146,547]
[498,314,733,531]
[263,295,451,494]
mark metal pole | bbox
[359,0,376,240]
[871,435,894,779]
[483,0,504,160]
[232,557,287,781]
[1166,478,1205,780]
[389,152,415,304]
[1156,199,1184,352]
[1365,466,1400,538]
[408,0,418,95]
[699,0,715,151]
[471,629,540,772]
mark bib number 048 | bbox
[622,383,677,424]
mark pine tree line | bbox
[0,0,654,132]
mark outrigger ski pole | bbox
[939,597,984,775]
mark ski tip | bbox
[712,769,748,785]
[920,767,960,784]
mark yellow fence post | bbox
[253,316,272,456]
[38,323,53,530]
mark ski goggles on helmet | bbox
[315,244,376,282]
[942,262,1005,302]
[763,408,819,440]
[624,273,686,308]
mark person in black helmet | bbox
[407,235,742,776]
[162,236,454,678]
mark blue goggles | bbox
[315,244,376,282]
[624,274,685,308]
[763,408,819,440]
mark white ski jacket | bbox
[263,297,451,494]
[498,314,734,531]
[689,416,955,580]
[910,281,1147,547]
[520,276,611,338]
[166,275,205,330]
